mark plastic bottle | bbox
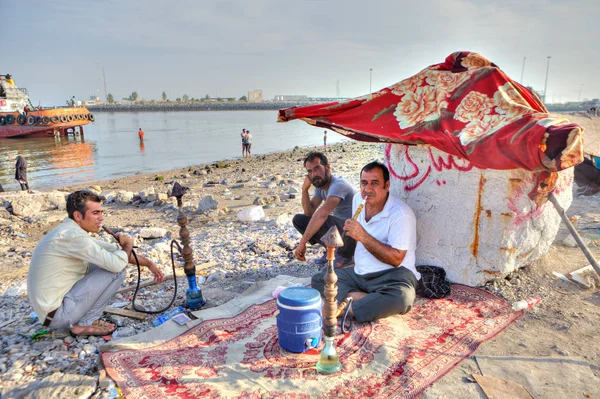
[511,297,541,311]
[152,306,184,327]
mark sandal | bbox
[70,320,116,337]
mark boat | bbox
[0,73,94,138]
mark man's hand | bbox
[294,241,307,262]
[147,262,165,284]
[302,175,312,192]
[343,219,367,242]
[117,233,133,248]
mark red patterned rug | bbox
[102,285,522,398]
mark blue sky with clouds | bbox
[2,0,599,105]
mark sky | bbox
[2,0,599,106]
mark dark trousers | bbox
[19,182,29,191]
[292,213,356,259]
[311,266,417,323]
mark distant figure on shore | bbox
[246,130,253,158]
[27,190,165,336]
[323,130,328,147]
[138,128,145,142]
[15,155,29,192]
[241,128,248,157]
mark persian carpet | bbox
[278,51,583,174]
[102,285,522,398]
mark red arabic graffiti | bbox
[385,144,473,191]
[507,171,573,227]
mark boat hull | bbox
[0,107,93,138]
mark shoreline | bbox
[87,101,315,113]
[61,141,355,193]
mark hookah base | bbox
[185,275,206,310]
[316,354,342,374]
[185,290,206,311]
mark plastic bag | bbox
[237,206,265,222]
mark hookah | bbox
[316,225,352,374]
[101,181,205,313]
[169,182,206,310]
[316,202,364,374]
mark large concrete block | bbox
[385,144,573,286]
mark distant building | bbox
[274,95,308,102]
[248,90,263,102]
[84,96,102,106]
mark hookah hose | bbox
[340,297,353,334]
[102,225,180,314]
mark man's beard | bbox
[312,172,329,188]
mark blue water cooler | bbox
[276,287,322,353]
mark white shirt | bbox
[352,192,420,279]
[27,218,129,321]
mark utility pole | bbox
[520,57,526,83]
[102,66,108,103]
[543,56,551,103]
[369,68,373,93]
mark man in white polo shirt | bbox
[311,161,420,322]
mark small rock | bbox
[116,190,134,203]
[207,270,227,283]
[140,227,168,239]
[113,327,136,338]
[197,195,218,212]
[562,235,578,248]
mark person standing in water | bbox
[245,130,253,158]
[323,130,328,147]
[15,155,29,191]
[241,128,248,157]
[138,128,145,142]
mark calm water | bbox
[0,111,346,190]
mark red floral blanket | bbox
[102,285,521,398]
[279,51,583,173]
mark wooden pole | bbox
[548,192,600,278]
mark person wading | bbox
[15,155,29,191]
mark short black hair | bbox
[304,151,328,167]
[66,190,102,220]
[361,161,390,184]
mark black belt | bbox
[42,309,57,328]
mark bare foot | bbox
[71,320,115,336]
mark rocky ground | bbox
[1,115,599,398]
